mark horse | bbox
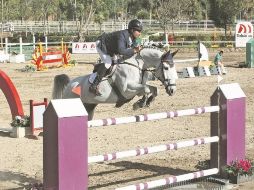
[52,47,178,120]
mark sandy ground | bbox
[0,49,254,189]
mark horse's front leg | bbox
[145,85,159,107]
[135,85,158,109]
[125,83,150,110]
[133,94,149,110]
[126,83,150,94]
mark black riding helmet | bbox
[128,19,143,31]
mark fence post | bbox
[19,36,22,54]
[45,35,48,52]
[43,98,88,190]
[32,33,35,50]
[5,37,8,53]
[211,83,246,176]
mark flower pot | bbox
[10,127,31,138]
[229,174,254,184]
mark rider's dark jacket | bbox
[97,29,135,59]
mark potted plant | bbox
[10,115,31,138]
[225,158,254,184]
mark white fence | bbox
[2,20,218,34]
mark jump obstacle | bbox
[43,83,246,190]
[32,40,71,71]
[0,69,24,119]
[0,69,48,137]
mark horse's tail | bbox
[52,74,70,99]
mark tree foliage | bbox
[210,0,244,38]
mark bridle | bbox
[155,54,176,92]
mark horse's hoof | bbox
[133,102,140,110]
[146,95,155,105]
[133,102,144,110]
[133,100,146,110]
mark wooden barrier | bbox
[30,98,48,135]
[32,40,71,71]
[43,83,246,190]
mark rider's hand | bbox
[134,46,142,53]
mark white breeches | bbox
[96,40,112,69]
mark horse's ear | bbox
[171,49,179,57]
[164,50,171,58]
[161,50,170,61]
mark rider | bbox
[89,19,143,96]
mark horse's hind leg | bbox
[83,103,97,120]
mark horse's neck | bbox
[124,55,145,69]
[123,49,162,70]
[143,60,158,69]
[140,48,163,69]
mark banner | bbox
[199,42,209,61]
[235,22,253,48]
[72,42,98,54]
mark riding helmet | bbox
[128,19,143,31]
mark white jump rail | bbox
[89,136,219,163]
[174,58,199,63]
[115,168,219,190]
[88,106,220,128]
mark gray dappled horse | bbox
[52,47,178,120]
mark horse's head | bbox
[157,50,177,95]
[139,47,177,96]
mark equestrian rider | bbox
[89,19,143,96]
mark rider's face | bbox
[132,30,141,38]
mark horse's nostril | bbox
[167,88,175,96]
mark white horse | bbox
[52,47,178,120]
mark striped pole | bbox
[88,136,219,163]
[88,106,219,128]
[115,168,219,190]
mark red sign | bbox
[235,22,253,47]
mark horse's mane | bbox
[124,46,164,66]
[140,46,164,60]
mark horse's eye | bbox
[163,66,168,70]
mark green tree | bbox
[210,0,244,38]
[155,0,198,36]
[240,0,254,20]
[75,0,114,41]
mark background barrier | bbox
[32,40,70,71]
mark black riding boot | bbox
[89,64,108,96]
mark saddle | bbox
[89,63,117,84]
[93,63,116,77]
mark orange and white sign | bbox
[72,42,98,54]
[235,22,253,47]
